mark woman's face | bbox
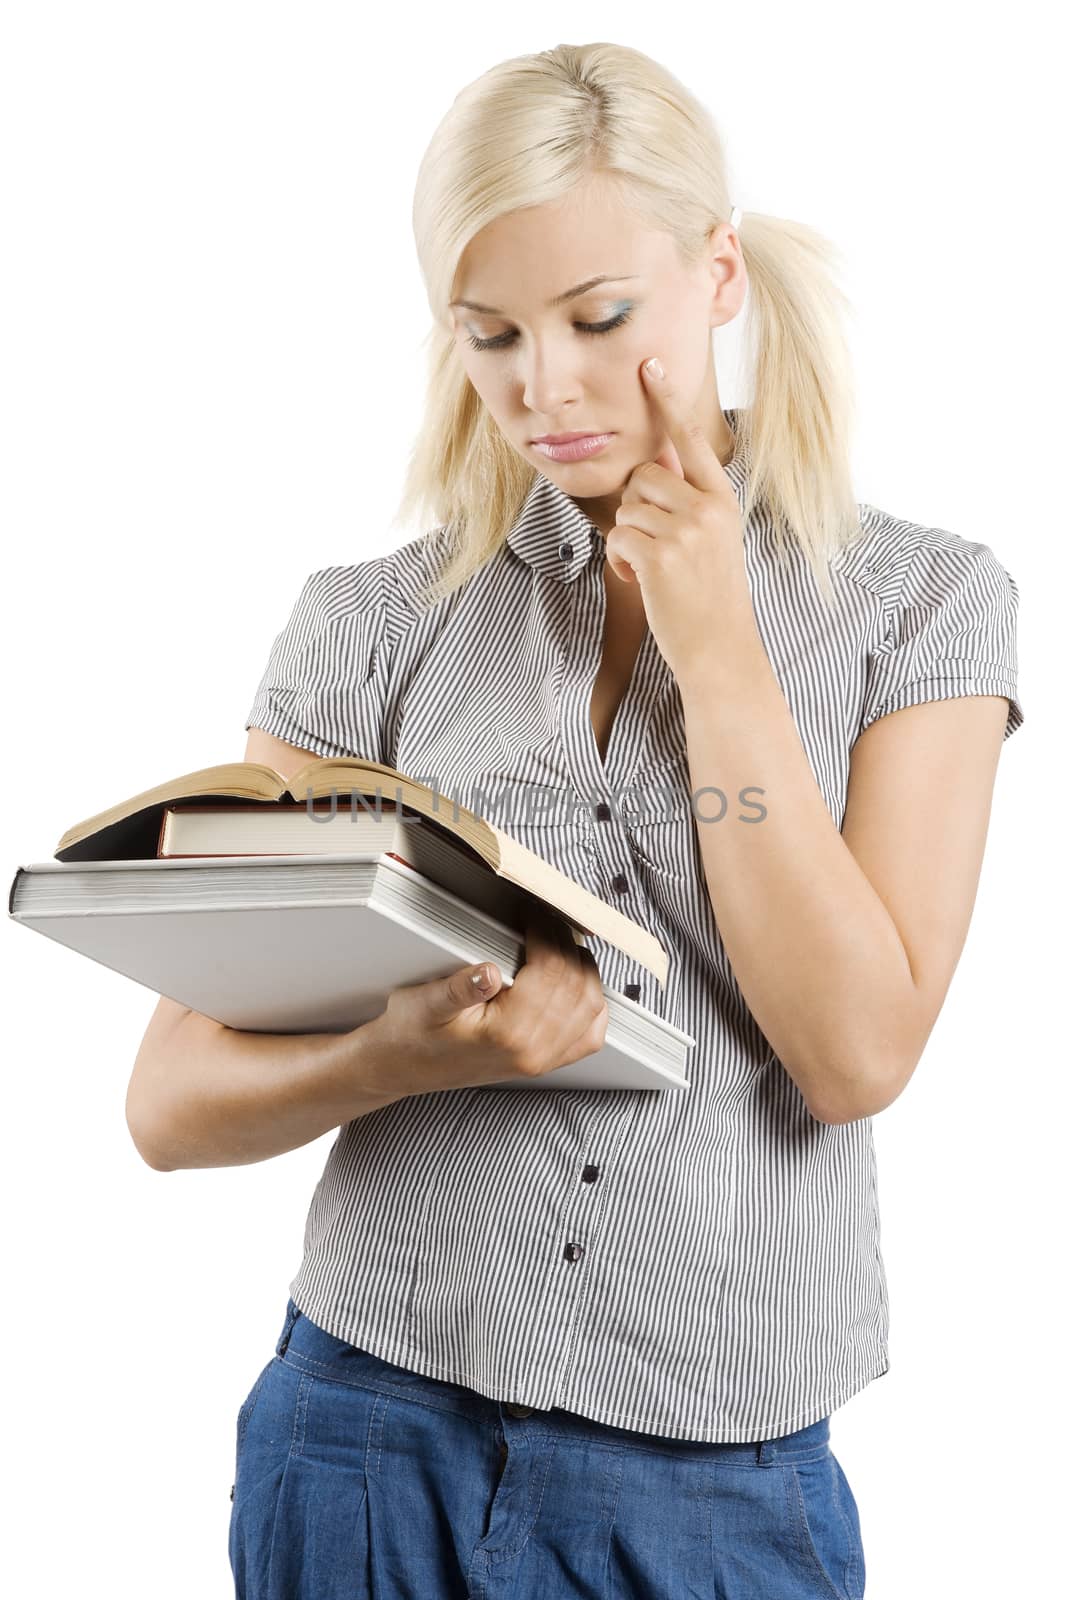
[447,174,744,523]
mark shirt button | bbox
[581,1164,600,1183]
[611,873,629,895]
[563,1242,585,1262]
[559,542,574,561]
[623,982,640,1001]
[503,1402,536,1418]
[595,802,611,822]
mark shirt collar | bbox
[505,406,752,583]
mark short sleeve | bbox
[245,562,399,761]
[859,531,1024,741]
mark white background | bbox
[2,4,1059,1596]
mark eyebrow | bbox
[448,274,641,315]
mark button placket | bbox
[551,1117,612,1304]
[522,1097,638,1412]
[590,823,653,987]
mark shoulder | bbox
[837,502,1020,617]
[845,503,1023,741]
[286,524,454,648]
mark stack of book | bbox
[9,756,695,1091]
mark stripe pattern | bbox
[246,408,1023,1442]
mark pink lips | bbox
[531,433,614,463]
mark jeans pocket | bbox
[230,1359,310,1595]
[787,1451,864,1600]
[235,1361,274,1451]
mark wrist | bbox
[341,1015,406,1113]
[675,614,766,701]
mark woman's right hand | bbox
[355,907,610,1097]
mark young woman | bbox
[132,40,1023,1600]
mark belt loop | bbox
[276,1297,301,1357]
[756,1437,777,1466]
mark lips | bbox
[530,432,603,444]
[531,433,614,463]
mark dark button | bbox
[595,802,611,822]
[230,1484,235,1501]
[504,1402,535,1418]
[623,982,641,1001]
[559,542,574,561]
[563,1242,585,1262]
[611,873,629,895]
[581,1164,600,1183]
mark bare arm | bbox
[676,624,1010,1124]
[125,729,402,1171]
[126,993,401,1170]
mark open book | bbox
[53,757,669,984]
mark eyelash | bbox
[464,307,634,353]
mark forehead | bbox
[452,199,674,309]
[450,228,668,315]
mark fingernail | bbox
[645,357,664,381]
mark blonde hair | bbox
[392,41,865,613]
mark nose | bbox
[520,340,587,421]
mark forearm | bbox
[675,623,915,1123]
[127,1011,404,1171]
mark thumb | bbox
[433,961,503,1022]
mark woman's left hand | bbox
[607,358,757,684]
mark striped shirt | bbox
[245,407,1024,1442]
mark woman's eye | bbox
[464,306,634,353]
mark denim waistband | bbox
[273,1295,830,1465]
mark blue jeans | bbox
[229,1296,866,1599]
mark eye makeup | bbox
[463,304,635,353]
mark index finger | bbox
[641,357,730,494]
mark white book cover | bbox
[9,853,694,1092]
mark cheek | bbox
[462,366,520,435]
[457,356,495,405]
